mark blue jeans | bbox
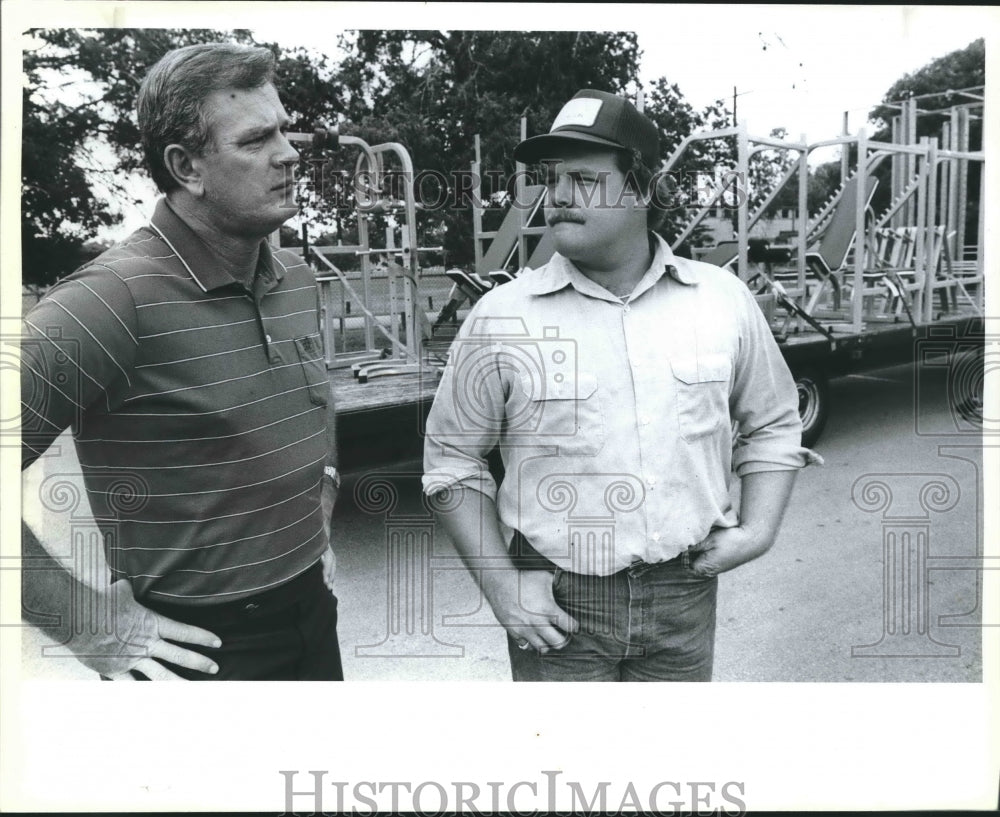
[507,539,718,682]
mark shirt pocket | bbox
[293,335,329,407]
[670,353,731,442]
[517,370,605,455]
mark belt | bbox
[509,531,688,575]
[138,561,323,629]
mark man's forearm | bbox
[432,485,514,602]
[738,468,798,544]
[688,468,799,576]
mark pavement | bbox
[16,359,985,682]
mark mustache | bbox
[546,210,585,226]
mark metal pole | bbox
[840,111,850,184]
[797,135,809,306]
[956,106,970,258]
[852,128,867,332]
[385,223,400,359]
[904,99,917,228]
[942,119,955,258]
[736,120,749,282]
[976,145,985,308]
[891,116,901,230]
[922,138,937,323]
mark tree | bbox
[869,39,984,141]
[21,28,341,286]
[26,28,791,282]
[642,79,729,247]
[868,39,984,243]
[330,31,645,267]
[23,29,248,285]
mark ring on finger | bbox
[516,639,532,651]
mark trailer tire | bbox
[792,367,829,448]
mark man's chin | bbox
[551,231,591,259]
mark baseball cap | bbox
[513,89,660,168]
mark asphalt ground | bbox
[17,358,986,682]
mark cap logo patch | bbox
[550,98,603,132]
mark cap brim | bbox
[513,131,629,164]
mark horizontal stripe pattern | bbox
[22,200,328,605]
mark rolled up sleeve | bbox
[729,284,823,476]
[422,305,506,500]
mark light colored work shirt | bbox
[423,233,817,575]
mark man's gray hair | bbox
[137,42,277,193]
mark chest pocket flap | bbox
[670,353,731,442]
[514,370,603,454]
[670,352,731,384]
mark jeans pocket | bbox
[294,335,329,406]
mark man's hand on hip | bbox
[688,526,773,578]
[320,477,338,591]
[321,547,337,591]
[83,581,222,680]
[483,569,578,653]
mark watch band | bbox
[323,465,341,489]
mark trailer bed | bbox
[332,310,985,471]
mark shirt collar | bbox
[524,232,697,297]
[148,197,283,293]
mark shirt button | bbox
[640,416,651,426]
[265,334,272,344]
[270,354,281,365]
[244,602,259,612]
[651,531,661,542]
[646,476,657,487]
[623,304,631,313]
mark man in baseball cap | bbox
[514,88,660,168]
[423,88,816,682]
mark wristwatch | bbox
[323,465,341,490]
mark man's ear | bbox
[163,144,204,196]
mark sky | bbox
[257,4,992,142]
[633,5,989,141]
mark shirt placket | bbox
[250,263,281,366]
[619,295,655,563]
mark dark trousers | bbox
[113,562,344,681]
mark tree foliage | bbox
[22,27,339,285]
[21,29,990,286]
[867,39,984,242]
[327,31,645,264]
[869,38,984,141]
[21,28,784,283]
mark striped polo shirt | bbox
[21,198,330,605]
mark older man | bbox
[21,43,343,680]
[423,89,817,681]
